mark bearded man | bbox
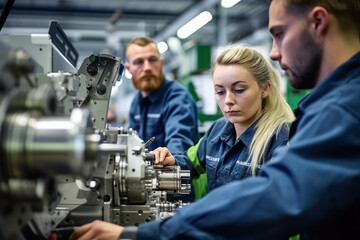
[125,36,199,154]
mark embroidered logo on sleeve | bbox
[206,155,220,162]
[147,113,161,118]
[236,160,262,169]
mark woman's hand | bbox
[151,147,175,165]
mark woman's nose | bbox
[225,93,235,105]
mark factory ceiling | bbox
[0,0,271,74]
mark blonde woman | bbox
[153,45,295,198]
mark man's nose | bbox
[269,41,281,62]
[143,60,152,71]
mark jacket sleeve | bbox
[174,138,205,175]
[173,137,208,201]
[162,86,199,155]
[137,103,360,239]
[128,96,139,130]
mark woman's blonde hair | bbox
[211,45,295,175]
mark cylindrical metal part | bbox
[98,143,127,154]
[8,84,57,115]
[0,178,54,201]
[3,108,98,177]
[25,84,57,115]
[157,172,179,190]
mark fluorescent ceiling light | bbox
[221,0,241,8]
[177,11,213,39]
[157,41,168,54]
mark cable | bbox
[0,0,15,32]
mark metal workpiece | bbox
[98,142,127,154]
[155,201,183,212]
[146,165,191,194]
[5,83,58,115]
[3,109,96,178]
[25,109,98,175]
[0,178,54,202]
[54,130,191,230]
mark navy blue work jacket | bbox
[129,78,199,154]
[175,117,290,192]
[136,52,360,240]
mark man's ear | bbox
[310,6,329,38]
[125,62,130,72]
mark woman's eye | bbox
[235,89,245,94]
[215,91,225,95]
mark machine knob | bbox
[96,84,106,95]
[87,64,98,76]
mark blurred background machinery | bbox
[0,22,190,240]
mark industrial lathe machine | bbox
[0,22,190,240]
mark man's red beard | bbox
[132,73,163,92]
